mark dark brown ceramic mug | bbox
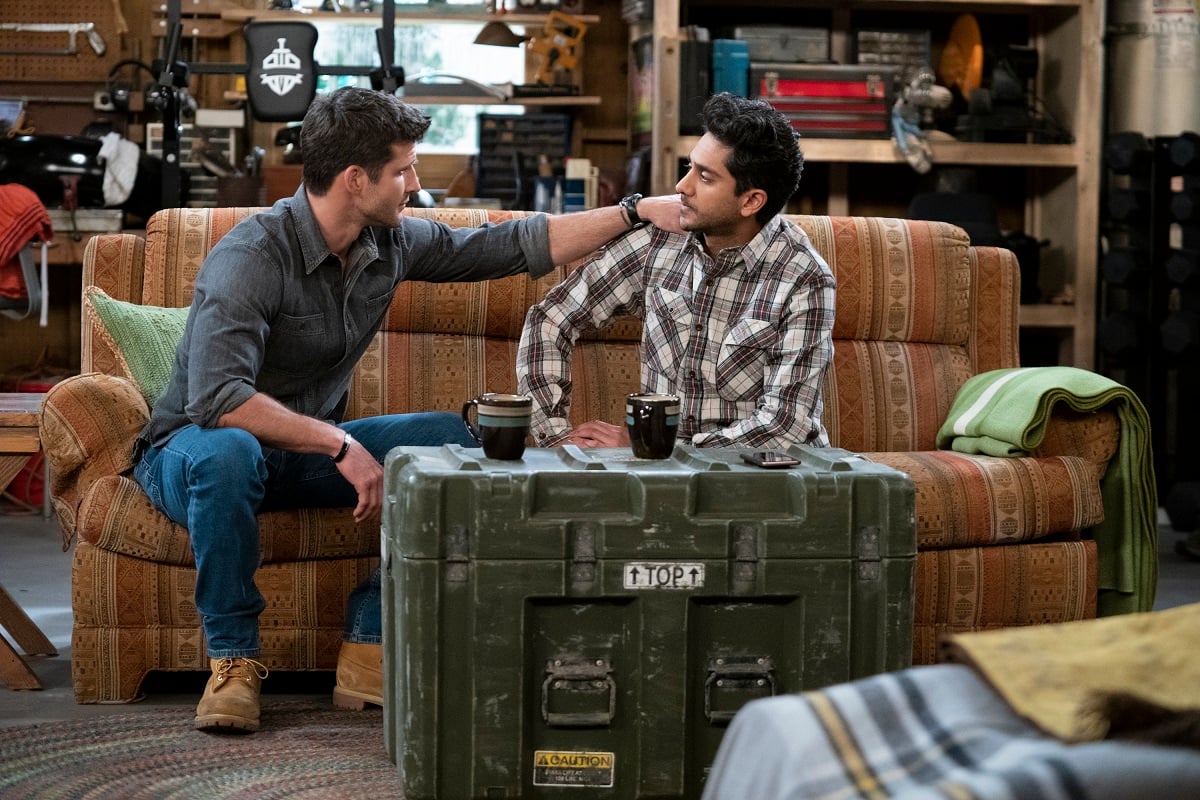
[625,393,680,459]
[462,393,532,460]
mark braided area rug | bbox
[0,701,404,799]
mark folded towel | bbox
[943,601,1200,743]
[937,366,1157,615]
[98,132,140,206]
[0,183,53,302]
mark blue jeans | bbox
[134,412,475,658]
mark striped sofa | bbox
[41,208,1117,703]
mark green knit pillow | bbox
[84,286,189,406]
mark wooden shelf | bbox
[222,90,598,107]
[681,0,1080,9]
[1020,304,1081,328]
[219,9,600,25]
[399,94,602,106]
[845,0,1082,7]
[675,137,1080,167]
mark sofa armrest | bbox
[1033,405,1121,478]
[937,366,1156,614]
[39,373,149,538]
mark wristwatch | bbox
[619,193,644,227]
[332,431,354,463]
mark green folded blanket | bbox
[936,367,1157,615]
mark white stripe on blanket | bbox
[950,367,1030,437]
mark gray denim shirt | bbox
[139,187,553,450]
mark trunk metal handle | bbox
[704,656,776,723]
[542,657,616,728]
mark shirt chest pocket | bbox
[715,318,776,401]
[365,289,393,328]
[642,286,692,379]
[263,311,330,377]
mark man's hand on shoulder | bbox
[636,194,685,235]
[546,194,685,264]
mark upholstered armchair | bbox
[40,207,1153,702]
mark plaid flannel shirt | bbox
[517,216,835,449]
[702,663,1200,799]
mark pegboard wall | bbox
[0,0,128,83]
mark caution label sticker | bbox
[533,750,615,788]
[623,561,705,590]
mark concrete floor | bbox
[2,499,1198,726]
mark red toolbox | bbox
[751,63,900,138]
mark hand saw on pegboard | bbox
[0,0,128,83]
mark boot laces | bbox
[214,657,270,684]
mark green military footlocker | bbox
[382,444,915,799]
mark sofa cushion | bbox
[84,286,188,405]
[76,474,377,566]
[789,216,979,453]
[912,539,1097,665]
[345,331,642,427]
[791,215,972,347]
[869,450,1105,548]
[824,339,973,453]
[71,446,1102,568]
[141,206,262,307]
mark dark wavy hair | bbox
[701,92,803,225]
[300,87,431,195]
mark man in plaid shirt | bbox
[517,93,836,450]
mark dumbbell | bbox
[1166,249,1200,286]
[1104,131,1153,174]
[1107,186,1150,221]
[1160,310,1200,354]
[1170,188,1200,223]
[1100,246,1148,286]
[1097,312,1143,356]
[1169,132,1200,173]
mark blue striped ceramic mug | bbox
[462,393,532,460]
[626,393,680,459]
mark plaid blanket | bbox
[702,664,1200,800]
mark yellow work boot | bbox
[194,657,269,733]
[332,641,383,710]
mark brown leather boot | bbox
[194,657,269,733]
[332,642,383,710]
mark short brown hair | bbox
[300,87,431,195]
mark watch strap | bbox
[620,193,644,227]
[332,431,353,463]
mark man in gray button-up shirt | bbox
[133,87,682,734]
